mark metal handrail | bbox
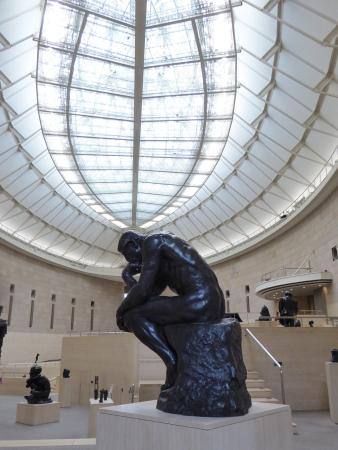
[245,328,286,404]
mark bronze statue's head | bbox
[29,365,42,378]
[118,231,145,263]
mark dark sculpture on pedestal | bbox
[94,375,99,400]
[24,362,52,404]
[331,349,338,363]
[117,231,251,417]
[278,291,298,327]
[258,305,271,321]
[99,389,104,403]
[63,368,70,378]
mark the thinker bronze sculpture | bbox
[117,231,251,417]
[24,355,52,404]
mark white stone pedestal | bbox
[16,402,60,426]
[59,378,72,408]
[88,398,114,438]
[97,400,292,450]
[326,362,338,423]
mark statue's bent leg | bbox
[123,308,177,388]
[123,293,213,389]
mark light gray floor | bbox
[0,395,88,440]
[292,411,338,450]
[0,396,337,449]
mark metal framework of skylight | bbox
[37,0,237,228]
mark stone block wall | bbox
[0,243,123,334]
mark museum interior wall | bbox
[1,185,338,366]
[1,185,338,340]
[213,185,338,318]
[1,332,64,365]
[0,242,123,363]
[244,328,338,410]
[59,334,137,406]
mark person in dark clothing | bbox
[278,291,298,327]
[0,305,7,358]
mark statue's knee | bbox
[123,310,138,329]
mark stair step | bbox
[247,371,260,379]
[246,379,265,388]
[248,387,273,398]
[253,398,280,404]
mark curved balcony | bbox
[255,268,333,301]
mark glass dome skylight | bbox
[37,0,237,228]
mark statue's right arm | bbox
[117,236,161,316]
[122,262,142,289]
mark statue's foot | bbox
[37,398,52,404]
[161,364,177,391]
[24,395,33,404]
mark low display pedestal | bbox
[60,378,72,408]
[97,400,292,450]
[326,362,338,423]
[88,398,114,438]
[16,402,60,426]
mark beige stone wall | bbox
[0,243,123,334]
[1,332,64,364]
[213,187,338,318]
[245,327,338,410]
[60,334,137,405]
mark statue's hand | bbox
[122,263,141,289]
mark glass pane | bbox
[146,0,232,26]
[80,17,134,64]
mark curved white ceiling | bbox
[0,0,337,271]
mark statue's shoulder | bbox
[144,232,172,248]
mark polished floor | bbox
[0,396,337,449]
[0,396,88,440]
[292,410,338,450]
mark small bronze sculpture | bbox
[94,375,99,400]
[0,306,7,358]
[117,231,251,416]
[99,389,104,403]
[24,365,52,404]
[258,305,271,321]
[62,368,70,378]
[331,349,338,363]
